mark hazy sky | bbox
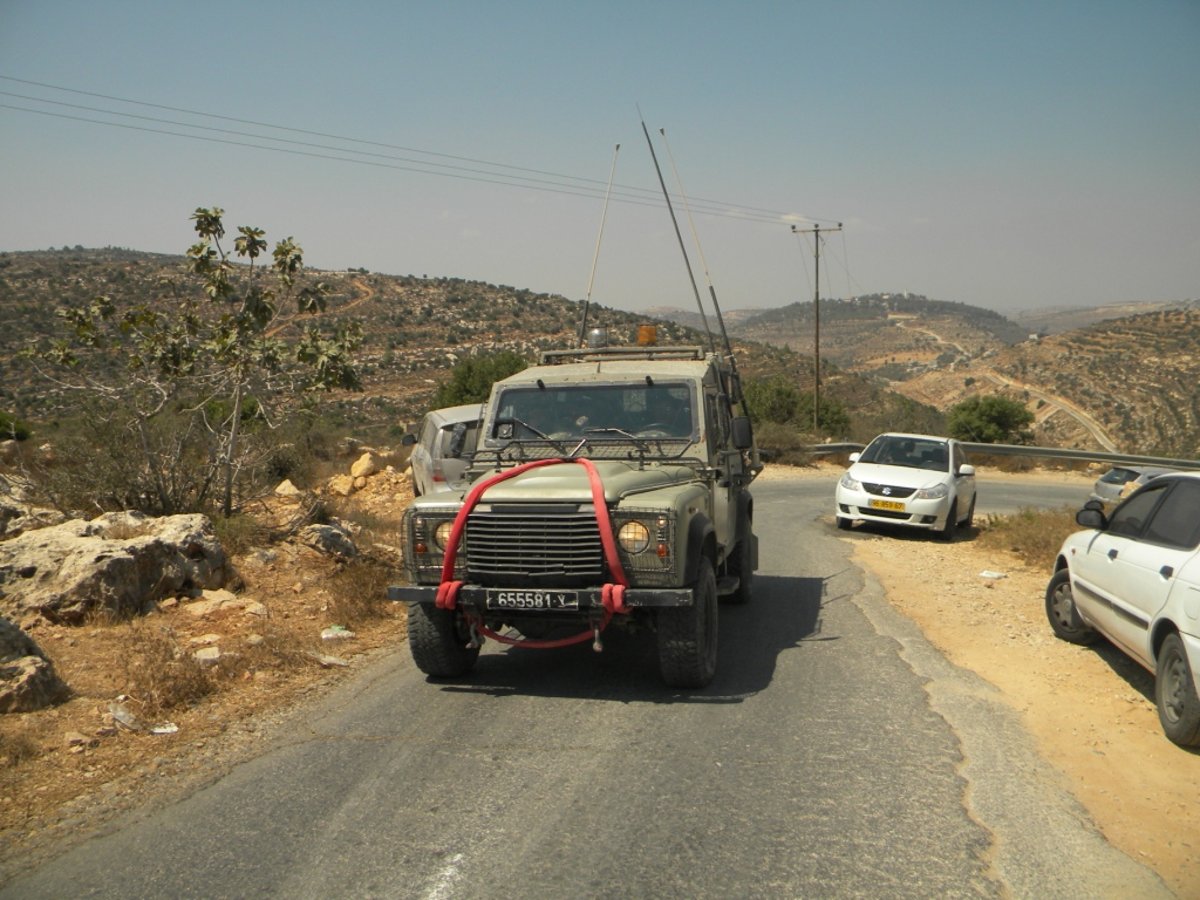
[2,1,1197,317]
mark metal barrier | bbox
[804,441,1200,472]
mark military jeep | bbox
[389,342,759,688]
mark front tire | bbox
[658,558,718,688]
[408,603,479,677]
[937,500,958,541]
[1044,569,1097,645]
[1156,633,1200,748]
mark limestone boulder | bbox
[0,616,68,712]
[0,511,228,623]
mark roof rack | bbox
[538,346,706,365]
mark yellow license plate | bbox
[869,499,905,511]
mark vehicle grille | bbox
[862,482,916,499]
[465,505,603,587]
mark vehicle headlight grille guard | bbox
[612,507,679,586]
[402,505,465,584]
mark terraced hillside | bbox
[729,293,1027,379]
[989,308,1200,457]
[0,249,805,431]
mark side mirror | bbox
[1076,508,1106,530]
[848,452,861,463]
[401,433,417,447]
[446,422,468,459]
[958,464,976,477]
[1083,499,1104,512]
[731,416,754,450]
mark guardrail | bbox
[805,441,1200,472]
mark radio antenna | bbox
[658,127,743,400]
[639,114,715,353]
[578,143,621,347]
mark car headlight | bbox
[618,521,651,554]
[433,520,456,550]
[839,472,861,491]
[914,483,949,500]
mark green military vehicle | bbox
[389,337,759,688]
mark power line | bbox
[0,74,844,227]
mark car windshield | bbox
[489,382,696,449]
[860,436,949,472]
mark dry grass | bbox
[118,621,216,719]
[0,727,41,769]
[325,556,394,625]
[978,506,1080,571]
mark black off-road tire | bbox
[658,558,718,689]
[1156,633,1200,748]
[408,603,479,678]
[1044,569,1097,645]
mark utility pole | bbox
[792,222,842,432]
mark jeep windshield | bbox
[484,382,698,461]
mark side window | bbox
[1144,482,1200,550]
[419,416,436,449]
[1107,482,1169,539]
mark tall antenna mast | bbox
[792,222,843,432]
[578,143,621,347]
[639,115,715,354]
[658,126,747,407]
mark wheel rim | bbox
[1050,582,1075,630]
[1162,652,1186,724]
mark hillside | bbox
[0,248,882,438]
[4,250,1196,457]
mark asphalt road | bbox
[2,476,1167,898]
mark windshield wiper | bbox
[582,426,651,453]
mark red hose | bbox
[434,458,630,647]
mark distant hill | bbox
[1,248,915,442]
[1012,299,1199,336]
[4,250,1195,457]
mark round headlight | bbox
[433,520,456,550]
[618,521,651,554]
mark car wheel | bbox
[937,500,958,541]
[836,515,852,531]
[408,603,479,678]
[658,557,718,688]
[1156,633,1200,748]
[1044,569,1097,645]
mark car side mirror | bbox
[958,464,975,476]
[848,452,861,463]
[401,433,417,447]
[446,422,468,459]
[1083,499,1104,512]
[731,416,754,450]
[1076,508,1107,529]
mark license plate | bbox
[869,499,906,512]
[485,590,580,611]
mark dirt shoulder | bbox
[774,462,1200,896]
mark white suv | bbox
[1046,472,1200,747]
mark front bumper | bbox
[388,584,694,608]
[835,486,949,530]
